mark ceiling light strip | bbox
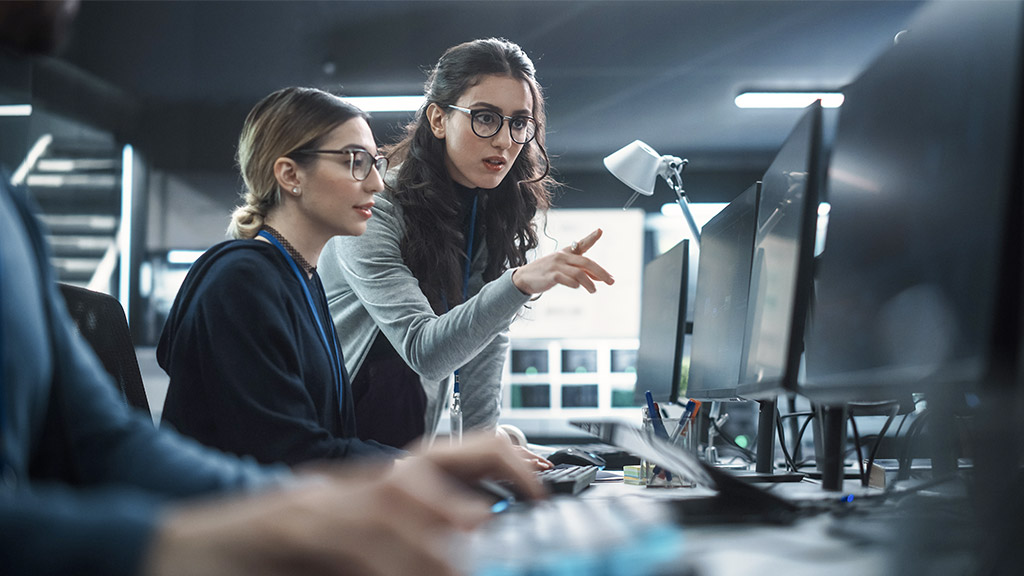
[0,104,32,116]
[735,92,844,109]
[340,96,425,113]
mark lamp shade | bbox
[603,140,663,196]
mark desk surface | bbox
[579,481,893,576]
[460,478,911,576]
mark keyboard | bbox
[537,464,599,495]
[456,494,684,576]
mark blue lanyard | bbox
[453,195,478,395]
[257,231,344,410]
[461,195,478,301]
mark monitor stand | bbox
[732,398,804,483]
[815,404,849,491]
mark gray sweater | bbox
[319,193,532,440]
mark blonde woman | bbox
[158,87,402,464]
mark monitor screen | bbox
[633,239,690,406]
[801,0,1023,403]
[737,102,824,400]
[686,182,760,400]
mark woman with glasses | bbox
[157,86,403,465]
[319,38,614,450]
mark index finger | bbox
[565,228,603,255]
[575,255,615,286]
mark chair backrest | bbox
[58,283,151,414]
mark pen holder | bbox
[641,417,697,488]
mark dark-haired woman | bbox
[158,87,403,465]
[320,38,613,449]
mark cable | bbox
[779,411,815,420]
[892,410,913,449]
[887,397,921,480]
[848,413,866,482]
[786,395,800,461]
[774,405,798,472]
[792,412,817,470]
[898,409,932,481]
[781,409,813,468]
[709,417,756,462]
[862,403,900,487]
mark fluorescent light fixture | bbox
[0,104,32,116]
[735,92,844,109]
[167,250,205,265]
[119,144,134,320]
[340,96,425,113]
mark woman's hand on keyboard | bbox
[514,445,554,471]
[495,424,553,471]
[407,432,548,502]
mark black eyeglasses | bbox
[293,148,388,181]
[447,105,537,144]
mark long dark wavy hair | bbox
[386,38,554,313]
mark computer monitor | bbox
[633,239,690,406]
[721,103,824,480]
[799,1,1023,491]
[802,1,1021,403]
[738,102,823,401]
[686,182,760,401]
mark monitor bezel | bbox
[685,181,761,401]
[632,239,690,406]
[736,102,824,401]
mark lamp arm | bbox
[621,190,642,211]
[660,157,701,243]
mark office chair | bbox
[58,283,151,415]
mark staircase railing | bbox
[11,134,53,186]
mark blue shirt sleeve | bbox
[1,174,289,576]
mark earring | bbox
[292,187,300,195]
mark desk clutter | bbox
[456,495,684,576]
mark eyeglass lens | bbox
[470,110,536,144]
[349,150,388,181]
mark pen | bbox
[644,390,669,439]
[681,399,702,435]
[671,399,698,444]
[644,390,672,481]
[476,479,517,514]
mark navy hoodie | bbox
[157,239,403,465]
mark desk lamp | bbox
[603,140,701,242]
[606,140,739,466]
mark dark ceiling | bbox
[51,0,926,205]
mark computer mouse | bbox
[546,447,606,468]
